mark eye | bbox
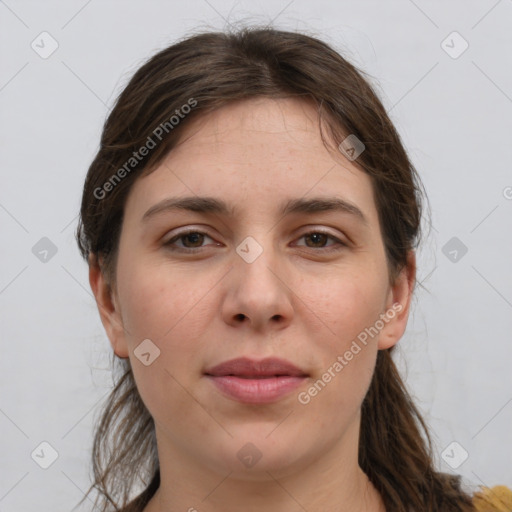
[163,230,217,252]
[163,229,347,254]
[294,230,347,252]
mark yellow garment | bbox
[473,485,512,512]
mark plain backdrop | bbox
[1,1,511,510]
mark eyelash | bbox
[163,229,347,254]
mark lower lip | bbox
[206,375,307,404]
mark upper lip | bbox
[204,357,308,377]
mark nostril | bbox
[235,313,246,321]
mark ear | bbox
[88,254,129,359]
[378,251,416,350]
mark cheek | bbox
[295,266,386,411]
[300,266,388,351]
[131,359,217,450]
[119,268,216,433]
[301,309,379,426]
[117,261,212,343]
[117,262,219,406]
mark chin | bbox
[200,431,317,481]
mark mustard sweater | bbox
[472,485,512,511]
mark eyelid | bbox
[295,225,347,239]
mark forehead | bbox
[168,97,343,161]
[124,97,379,227]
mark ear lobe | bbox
[378,251,416,350]
[88,254,129,359]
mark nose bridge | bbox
[234,232,280,293]
[224,231,293,328]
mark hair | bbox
[75,25,476,512]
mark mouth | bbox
[204,357,309,404]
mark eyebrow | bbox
[142,196,368,226]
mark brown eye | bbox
[304,232,329,248]
[179,232,205,248]
[295,231,347,252]
[164,230,215,251]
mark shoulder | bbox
[472,485,512,511]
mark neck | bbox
[155,469,385,512]
[144,416,386,512]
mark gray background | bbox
[1,0,511,510]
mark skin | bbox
[89,97,416,512]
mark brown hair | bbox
[75,26,476,511]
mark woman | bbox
[75,26,509,512]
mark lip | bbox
[204,357,309,404]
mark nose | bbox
[221,238,294,332]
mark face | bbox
[90,97,414,481]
